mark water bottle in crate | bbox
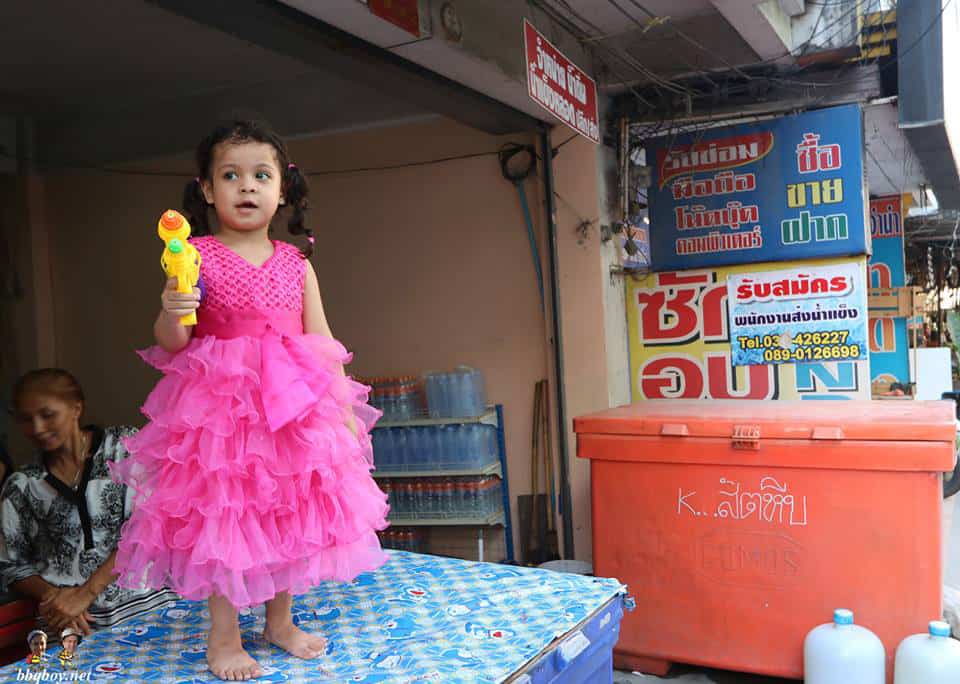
[440,478,456,518]
[397,480,413,516]
[380,481,394,511]
[453,366,486,417]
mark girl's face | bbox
[14,394,82,453]
[202,141,285,234]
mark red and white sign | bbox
[369,0,422,38]
[523,19,600,144]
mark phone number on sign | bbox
[737,330,850,350]
[763,344,861,363]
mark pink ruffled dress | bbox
[111,236,388,608]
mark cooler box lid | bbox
[574,399,956,444]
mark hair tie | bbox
[287,163,297,170]
[307,236,315,245]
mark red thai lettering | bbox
[830,276,849,292]
[636,289,700,344]
[701,285,728,341]
[705,353,776,399]
[797,132,843,174]
[639,356,704,399]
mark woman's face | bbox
[14,394,81,453]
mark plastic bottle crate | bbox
[383,477,502,520]
[373,424,498,472]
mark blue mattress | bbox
[1,551,626,683]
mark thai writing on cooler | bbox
[677,476,809,526]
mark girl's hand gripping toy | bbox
[157,210,201,326]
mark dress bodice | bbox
[191,236,306,338]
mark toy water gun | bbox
[157,210,202,326]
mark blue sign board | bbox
[646,104,869,271]
[867,195,910,388]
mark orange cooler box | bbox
[574,399,956,680]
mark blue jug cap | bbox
[929,621,951,637]
[833,609,854,625]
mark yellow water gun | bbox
[157,209,201,326]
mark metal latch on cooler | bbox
[731,424,761,450]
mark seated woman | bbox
[0,369,178,635]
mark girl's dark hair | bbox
[13,368,85,409]
[182,119,313,258]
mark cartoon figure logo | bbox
[178,644,208,664]
[381,615,419,640]
[115,624,171,646]
[464,622,516,640]
[59,627,82,670]
[91,660,125,679]
[365,649,404,671]
[25,629,46,668]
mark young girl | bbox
[111,120,389,681]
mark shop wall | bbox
[291,118,552,564]
[1,174,59,461]
[36,117,551,562]
[544,127,627,562]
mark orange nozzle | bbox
[160,210,184,231]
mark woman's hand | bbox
[160,277,200,320]
[38,586,95,635]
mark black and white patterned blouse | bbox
[0,425,178,628]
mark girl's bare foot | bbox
[263,620,327,659]
[207,631,263,681]
[263,591,326,659]
[207,593,263,681]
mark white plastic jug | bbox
[804,609,885,684]
[894,620,960,684]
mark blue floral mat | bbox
[1,551,625,683]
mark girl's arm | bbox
[303,266,358,437]
[154,277,198,352]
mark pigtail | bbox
[182,177,212,235]
[283,163,313,258]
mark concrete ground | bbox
[613,495,960,683]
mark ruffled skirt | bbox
[111,331,389,608]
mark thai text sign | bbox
[523,19,600,144]
[868,195,909,390]
[647,104,868,270]
[727,263,868,367]
[627,258,869,400]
